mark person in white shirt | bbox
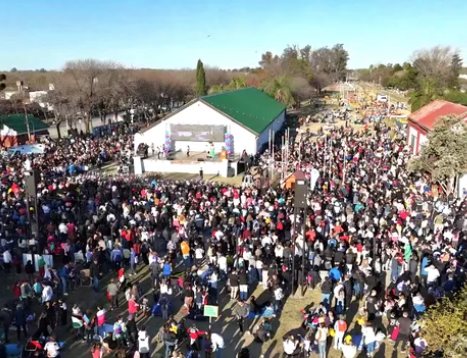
[58,222,68,236]
[44,336,60,358]
[138,326,150,357]
[426,263,440,283]
[210,332,225,357]
[217,254,228,280]
[273,286,284,312]
[283,335,299,356]
[341,337,357,358]
[2,249,12,274]
[42,284,53,303]
[194,246,204,267]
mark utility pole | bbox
[24,105,31,142]
[301,206,307,297]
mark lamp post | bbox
[130,108,135,124]
[293,172,308,296]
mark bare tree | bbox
[412,46,456,85]
[63,59,122,132]
[44,89,77,138]
[291,76,314,104]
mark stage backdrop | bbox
[170,124,226,142]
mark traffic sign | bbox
[203,305,219,318]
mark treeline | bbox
[0,43,350,133]
[357,46,466,111]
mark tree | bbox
[393,63,403,73]
[413,46,456,87]
[195,59,207,97]
[226,77,247,91]
[420,285,467,357]
[44,89,77,138]
[409,77,443,111]
[409,114,467,195]
[330,44,349,81]
[124,78,161,123]
[263,76,295,107]
[10,68,17,73]
[309,72,332,93]
[444,90,467,106]
[0,74,6,91]
[309,44,349,83]
[208,84,225,95]
[63,59,122,132]
[290,76,314,105]
[448,53,463,89]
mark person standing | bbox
[126,314,138,349]
[333,315,347,350]
[13,304,27,341]
[107,279,119,310]
[90,260,100,293]
[83,309,95,343]
[44,336,61,358]
[395,311,412,354]
[209,332,225,358]
[0,306,12,343]
[315,321,329,358]
[233,300,250,335]
[59,263,70,296]
[137,325,150,358]
[162,323,177,358]
[2,249,12,274]
[128,294,139,317]
[228,270,239,300]
[238,269,248,301]
[96,306,106,338]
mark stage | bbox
[134,151,241,177]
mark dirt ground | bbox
[53,267,404,358]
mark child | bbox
[140,297,150,317]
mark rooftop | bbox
[0,114,49,135]
[201,87,286,134]
[409,100,467,131]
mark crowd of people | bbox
[0,116,464,358]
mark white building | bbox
[407,100,467,197]
[407,100,467,155]
[134,87,286,155]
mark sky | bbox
[1,0,466,71]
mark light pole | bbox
[293,172,308,296]
[130,108,135,124]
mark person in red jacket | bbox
[128,294,139,316]
[187,323,206,351]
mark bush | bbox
[421,285,467,357]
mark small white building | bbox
[134,87,286,156]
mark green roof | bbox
[201,87,286,134]
[0,114,49,135]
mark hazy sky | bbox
[1,0,465,71]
